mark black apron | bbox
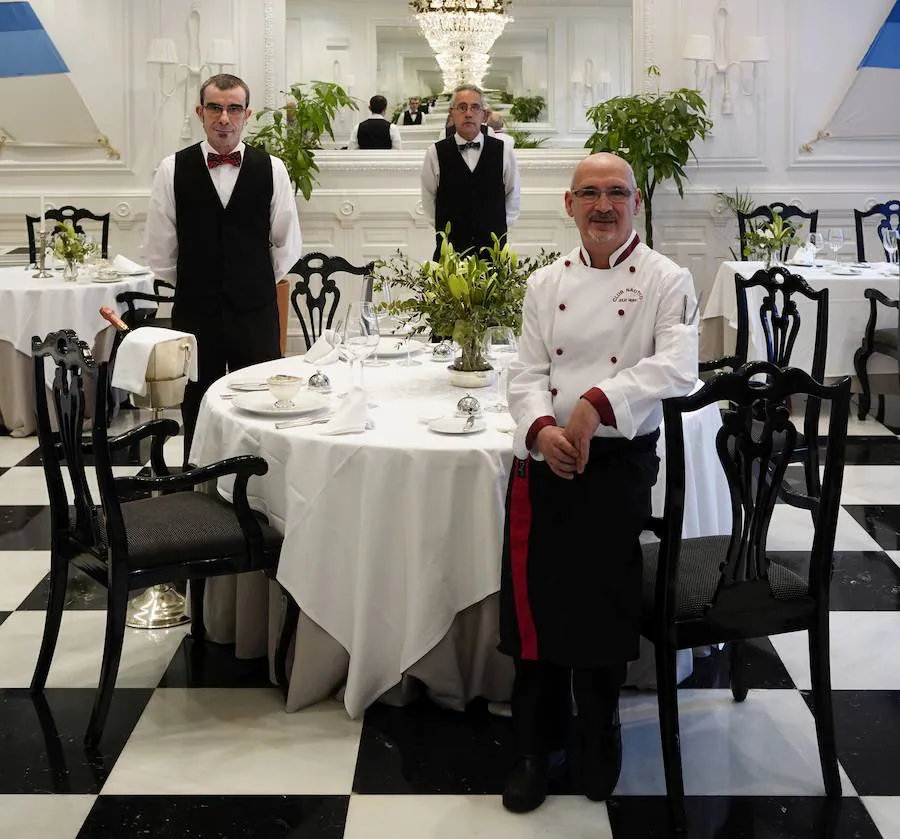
[498,432,659,668]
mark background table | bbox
[0,265,155,435]
[702,260,900,379]
[191,356,732,718]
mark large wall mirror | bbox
[285,0,637,145]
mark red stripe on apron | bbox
[509,457,538,659]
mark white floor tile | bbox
[0,794,95,839]
[0,550,50,609]
[0,437,41,467]
[768,612,900,690]
[862,797,900,838]
[0,610,186,688]
[0,465,140,506]
[615,689,855,797]
[766,505,884,553]
[886,551,900,569]
[342,795,612,839]
[102,692,362,795]
[839,466,900,505]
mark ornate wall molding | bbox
[264,0,277,108]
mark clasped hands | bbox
[535,398,600,480]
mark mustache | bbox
[588,212,617,222]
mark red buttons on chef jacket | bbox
[629,266,636,273]
[618,309,625,317]
[556,348,564,356]
[564,260,571,267]
[551,388,558,396]
[559,303,566,311]
[610,356,617,364]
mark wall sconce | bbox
[682,0,769,115]
[146,7,236,141]
[572,58,605,109]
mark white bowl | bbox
[267,374,303,405]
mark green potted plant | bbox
[373,227,557,387]
[246,80,357,200]
[51,220,96,282]
[509,95,546,123]
[507,128,549,149]
[715,189,756,260]
[584,66,713,248]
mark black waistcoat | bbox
[434,135,506,257]
[356,118,392,149]
[402,110,423,126]
[173,143,275,316]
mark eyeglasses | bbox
[571,187,634,204]
[203,103,247,117]
[453,103,484,114]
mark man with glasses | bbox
[421,84,520,260]
[145,73,301,464]
[499,152,698,814]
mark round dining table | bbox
[190,349,732,718]
[0,264,156,435]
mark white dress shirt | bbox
[420,131,521,228]
[348,113,403,150]
[144,140,302,287]
[507,240,698,459]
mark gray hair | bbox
[487,112,504,131]
[450,84,484,108]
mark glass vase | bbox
[62,258,79,282]
[449,332,493,388]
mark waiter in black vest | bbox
[421,84,520,261]
[144,74,302,463]
[348,95,403,150]
[400,97,424,125]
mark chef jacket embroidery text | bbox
[612,287,644,304]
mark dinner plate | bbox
[830,267,862,276]
[231,391,330,418]
[428,415,486,435]
[227,381,273,392]
[91,276,125,284]
[375,337,424,358]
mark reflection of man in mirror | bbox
[421,83,520,261]
[349,95,403,150]
[401,97,423,125]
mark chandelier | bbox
[410,0,513,91]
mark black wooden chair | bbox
[738,203,818,262]
[288,252,374,350]
[30,329,296,746]
[26,205,110,263]
[115,279,175,332]
[854,200,900,262]
[853,289,900,422]
[642,362,850,832]
[699,266,828,502]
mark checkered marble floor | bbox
[1,407,899,838]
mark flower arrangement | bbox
[51,220,95,264]
[742,210,803,267]
[373,226,557,372]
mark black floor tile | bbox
[606,796,883,839]
[0,467,6,478]
[157,637,274,689]
[803,690,900,797]
[0,688,153,794]
[15,438,153,469]
[353,697,539,795]
[0,611,9,627]
[825,436,900,466]
[17,566,108,611]
[0,506,51,550]
[679,638,795,691]
[843,506,900,552]
[77,795,350,839]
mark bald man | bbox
[499,152,698,814]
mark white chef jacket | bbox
[507,239,699,460]
[144,140,302,287]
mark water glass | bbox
[807,232,824,266]
[483,326,518,413]
[883,228,899,265]
[342,302,380,388]
[827,228,844,264]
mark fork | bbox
[274,417,332,430]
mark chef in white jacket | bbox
[499,152,698,815]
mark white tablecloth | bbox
[0,265,156,435]
[704,260,900,378]
[191,356,731,718]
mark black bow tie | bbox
[458,141,481,151]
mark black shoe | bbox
[574,708,622,802]
[502,756,548,813]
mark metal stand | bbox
[125,338,194,630]
[32,231,53,278]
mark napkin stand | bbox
[125,337,194,630]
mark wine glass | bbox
[483,326,518,413]
[807,232,824,267]
[366,282,391,367]
[342,302,380,388]
[827,228,844,264]
[883,228,899,266]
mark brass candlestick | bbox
[32,231,53,278]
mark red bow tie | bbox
[207,150,241,169]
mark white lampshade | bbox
[682,34,713,61]
[599,70,612,84]
[207,38,236,67]
[146,38,178,66]
[570,71,584,85]
[739,35,770,63]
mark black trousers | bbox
[173,302,280,464]
[511,658,626,756]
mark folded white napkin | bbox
[319,387,370,435]
[111,327,198,396]
[304,329,342,364]
[112,254,151,275]
[790,245,815,266]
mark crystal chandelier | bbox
[410,0,513,91]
